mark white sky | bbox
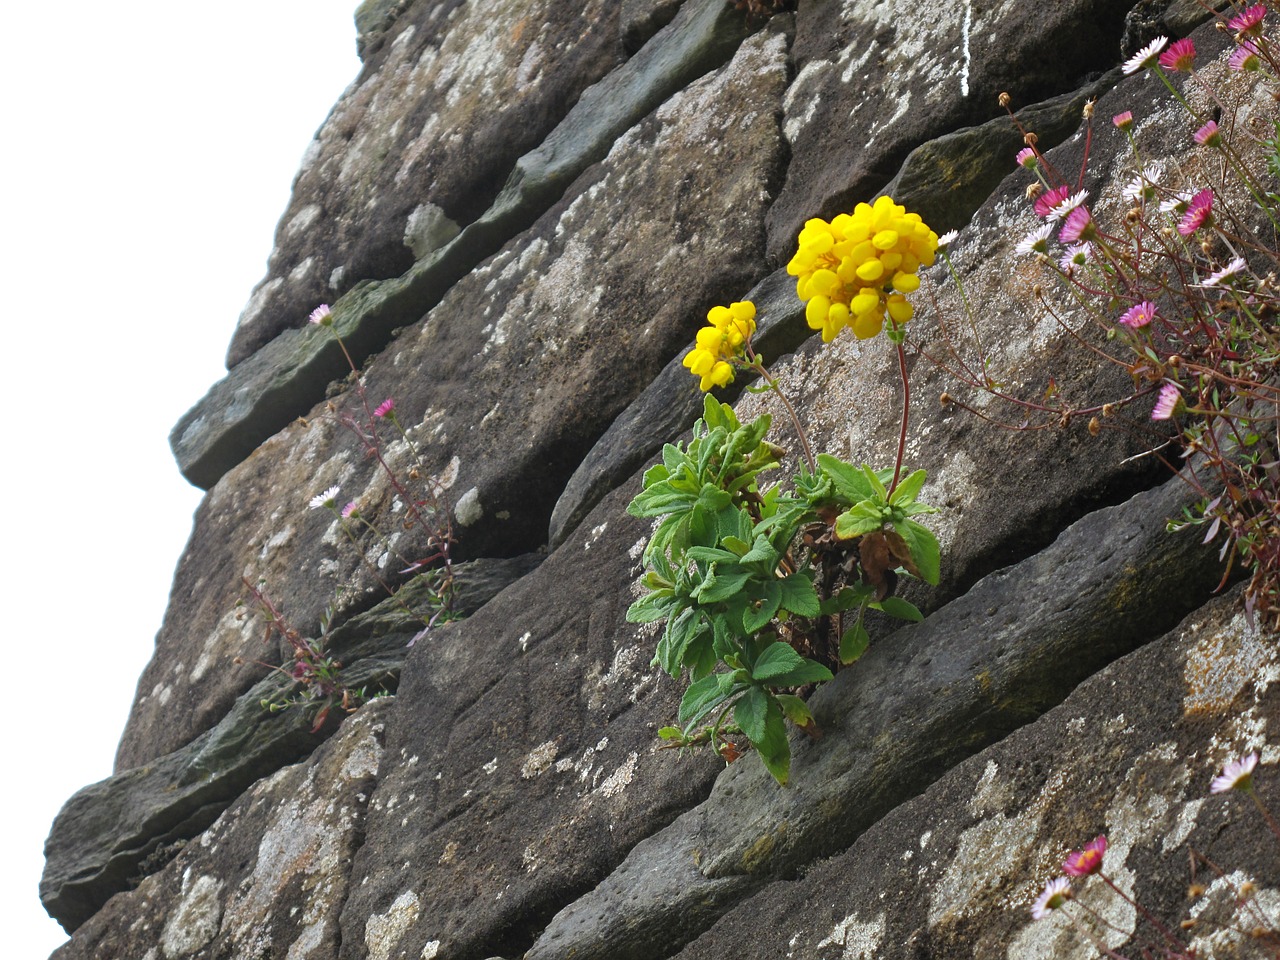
[4,3,362,953]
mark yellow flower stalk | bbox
[683,300,757,391]
[787,196,938,342]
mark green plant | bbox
[630,196,943,785]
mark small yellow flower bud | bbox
[940,392,953,405]
[1102,403,1114,417]
[998,92,1011,107]
[1169,355,1182,368]
[1240,881,1257,897]
[1180,920,1196,930]
[1024,131,1038,146]
[1088,417,1101,436]
[1082,98,1095,120]
[1188,884,1206,898]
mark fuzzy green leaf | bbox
[894,518,941,585]
[839,622,871,664]
[733,686,769,743]
[876,596,924,622]
[778,573,820,617]
[888,468,927,506]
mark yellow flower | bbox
[683,301,757,391]
[786,196,937,342]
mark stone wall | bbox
[43,2,1280,958]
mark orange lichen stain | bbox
[1182,612,1268,716]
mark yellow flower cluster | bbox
[787,196,939,342]
[683,301,757,391]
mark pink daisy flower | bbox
[1112,111,1134,130]
[1124,36,1169,74]
[1228,3,1267,36]
[1211,752,1259,793]
[1063,835,1108,877]
[308,304,333,325]
[1194,120,1222,147]
[1119,300,1158,328]
[341,500,360,519]
[1059,206,1095,244]
[1151,382,1182,421]
[1031,878,1073,920]
[1178,188,1214,236]
[1034,185,1073,218]
[1158,37,1197,72]
[374,397,396,418]
[1230,40,1262,71]
[1016,147,1038,169]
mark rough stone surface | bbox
[523,468,1226,960]
[47,7,1280,960]
[673,588,1280,960]
[174,0,758,490]
[42,556,537,934]
[227,0,644,366]
[122,15,789,775]
[333,482,721,960]
[51,699,393,960]
[766,0,1135,260]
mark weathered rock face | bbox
[45,3,1280,960]
[671,586,1280,960]
[227,0,665,367]
[118,16,790,773]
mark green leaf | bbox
[888,468,927,506]
[816,453,875,502]
[721,535,752,557]
[761,658,834,687]
[657,726,684,742]
[742,580,782,634]
[693,566,752,603]
[686,546,740,565]
[656,608,699,675]
[733,686,769,743]
[625,590,673,623]
[861,464,889,501]
[751,642,806,681]
[839,622,871,664]
[754,701,791,786]
[894,518,941,585]
[679,672,731,724]
[774,693,813,728]
[876,596,924,622]
[778,573,820,617]
[834,502,884,540]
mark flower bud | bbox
[1088,417,1101,436]
[999,92,1012,107]
[1024,131,1038,146]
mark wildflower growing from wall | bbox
[1211,752,1259,793]
[309,485,341,510]
[1229,3,1268,37]
[1016,224,1055,256]
[1016,146,1038,168]
[786,196,938,342]
[308,304,334,326]
[1177,188,1214,235]
[1059,206,1096,244]
[1230,40,1262,72]
[1031,878,1073,919]
[1202,256,1248,287]
[1151,382,1182,420]
[1059,243,1093,274]
[1062,835,1108,876]
[1119,300,1158,328]
[1034,185,1073,218]
[682,300,757,390]
[1112,110,1134,130]
[1048,189,1089,222]
[1194,120,1223,147]
[1124,36,1169,74]
[374,398,396,418]
[1158,37,1197,73]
